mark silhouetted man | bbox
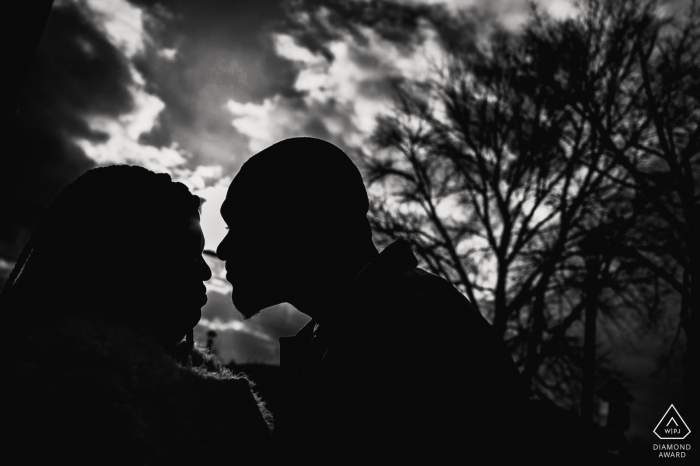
[217,137,530,464]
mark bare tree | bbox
[281,0,695,411]
[361,0,694,409]
[522,0,699,418]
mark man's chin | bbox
[231,294,265,320]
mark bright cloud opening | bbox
[84,0,145,58]
[227,21,445,154]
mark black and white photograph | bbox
[1,0,696,464]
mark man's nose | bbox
[216,236,228,261]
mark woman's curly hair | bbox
[0,165,202,345]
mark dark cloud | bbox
[216,0,495,157]
[127,0,297,172]
[1,1,137,262]
[279,0,485,60]
[1,0,301,258]
[279,0,430,59]
[122,0,484,172]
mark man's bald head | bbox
[223,137,369,229]
[217,137,376,317]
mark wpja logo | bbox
[653,404,691,458]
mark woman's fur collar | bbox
[5,315,272,465]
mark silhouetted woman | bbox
[0,165,271,465]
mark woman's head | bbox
[1,165,211,347]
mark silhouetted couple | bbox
[2,137,530,465]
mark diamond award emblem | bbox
[654,404,690,440]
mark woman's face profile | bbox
[7,169,213,348]
[126,215,212,346]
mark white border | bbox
[654,404,691,440]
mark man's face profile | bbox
[217,198,287,319]
[216,137,370,319]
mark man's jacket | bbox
[273,239,530,464]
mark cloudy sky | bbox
[3,0,690,442]
[3,0,582,362]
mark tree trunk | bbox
[580,255,600,422]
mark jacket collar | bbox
[295,239,418,339]
[343,239,418,303]
[279,240,418,392]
